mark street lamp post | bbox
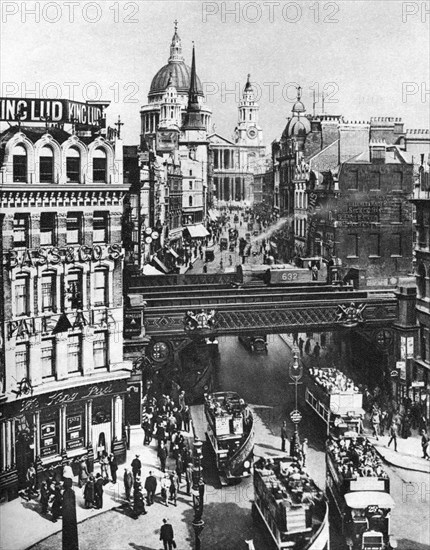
[191,437,205,550]
[288,351,303,458]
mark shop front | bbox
[0,378,127,501]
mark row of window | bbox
[13,144,108,184]
[347,171,404,191]
[16,333,108,380]
[15,268,108,316]
[346,233,403,257]
[13,211,110,247]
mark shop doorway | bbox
[92,423,111,459]
[15,431,33,490]
[125,384,141,426]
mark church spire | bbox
[183,43,205,131]
[244,73,252,92]
[168,20,184,62]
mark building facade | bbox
[0,120,130,500]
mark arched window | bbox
[93,148,107,183]
[66,147,81,183]
[189,196,193,207]
[94,268,108,306]
[13,144,27,182]
[39,145,54,183]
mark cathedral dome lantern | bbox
[149,22,204,101]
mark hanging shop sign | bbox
[66,409,85,451]
[0,98,105,127]
[7,244,123,269]
[7,308,118,340]
[40,419,59,458]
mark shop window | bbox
[66,212,82,244]
[39,145,54,183]
[369,234,380,257]
[40,212,56,246]
[13,144,27,182]
[67,335,81,374]
[41,339,55,378]
[93,148,107,183]
[66,270,83,309]
[93,211,108,242]
[93,332,107,369]
[41,272,56,312]
[15,344,29,381]
[93,269,108,306]
[15,275,29,316]
[66,147,81,183]
[13,214,29,247]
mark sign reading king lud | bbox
[0,98,107,127]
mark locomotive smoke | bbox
[251,216,293,246]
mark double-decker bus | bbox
[205,392,254,483]
[305,367,365,436]
[326,434,396,550]
[253,455,329,549]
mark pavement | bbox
[280,333,430,474]
[0,424,196,550]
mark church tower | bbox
[235,74,263,146]
[159,72,181,130]
[182,44,206,136]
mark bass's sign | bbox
[0,97,106,126]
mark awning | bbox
[151,257,169,274]
[166,247,179,259]
[142,264,165,276]
[344,491,395,510]
[185,224,209,239]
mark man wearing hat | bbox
[160,518,175,550]
[131,454,142,480]
[124,467,133,501]
[144,470,157,505]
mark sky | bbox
[0,0,429,148]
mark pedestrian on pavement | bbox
[175,455,184,487]
[40,481,50,515]
[281,421,288,453]
[26,463,37,498]
[131,454,142,480]
[371,408,381,440]
[301,438,308,466]
[78,458,89,488]
[298,337,304,355]
[179,390,186,411]
[144,470,157,505]
[160,518,175,550]
[219,259,224,271]
[169,472,178,506]
[158,441,168,473]
[203,264,208,273]
[94,473,104,509]
[313,342,321,359]
[109,454,118,483]
[387,422,398,452]
[124,468,133,501]
[183,406,191,432]
[380,411,388,436]
[84,476,95,508]
[100,451,109,480]
[62,461,74,484]
[304,338,311,355]
[292,332,299,346]
[174,408,183,432]
[421,429,429,459]
[161,474,170,506]
[185,462,193,495]
[133,479,147,517]
[320,333,326,348]
[51,482,63,522]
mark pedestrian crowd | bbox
[327,435,389,479]
[309,367,359,394]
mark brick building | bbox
[0,115,130,500]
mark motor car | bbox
[238,335,268,354]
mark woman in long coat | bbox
[51,483,63,522]
[94,474,104,509]
[83,476,95,508]
[133,481,147,518]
